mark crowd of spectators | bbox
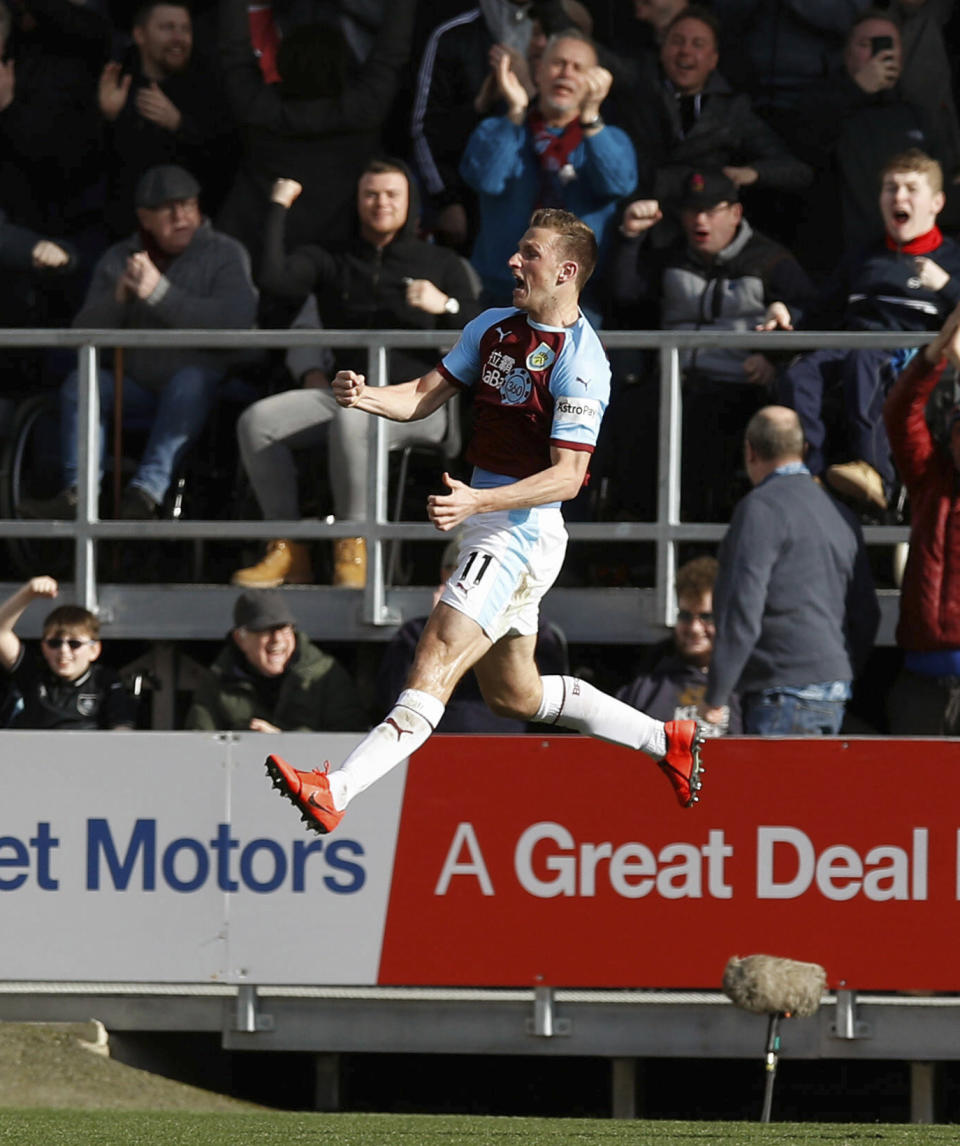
[4,0,960,734]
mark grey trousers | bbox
[237,386,448,522]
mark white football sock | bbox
[329,688,446,809]
[533,675,666,759]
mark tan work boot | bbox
[824,460,887,512]
[230,540,313,588]
[332,537,367,587]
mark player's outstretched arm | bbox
[333,368,458,422]
[427,447,590,531]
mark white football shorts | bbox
[439,507,567,642]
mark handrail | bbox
[0,327,929,626]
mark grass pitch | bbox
[0,1112,954,1146]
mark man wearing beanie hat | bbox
[185,590,367,732]
[19,163,258,523]
[884,304,960,735]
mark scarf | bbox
[528,109,582,208]
[885,225,943,255]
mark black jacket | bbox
[794,74,941,259]
[621,68,812,241]
[798,231,960,334]
[259,172,480,379]
[217,0,414,268]
[103,49,239,239]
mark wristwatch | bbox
[444,296,461,315]
[580,115,604,130]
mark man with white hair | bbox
[460,30,636,316]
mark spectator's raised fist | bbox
[26,576,58,600]
[620,199,662,237]
[271,178,303,209]
[31,241,70,269]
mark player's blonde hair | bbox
[529,208,598,290]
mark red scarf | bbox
[885,225,943,255]
[528,109,582,208]
[248,3,282,84]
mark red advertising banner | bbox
[379,737,960,991]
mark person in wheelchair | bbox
[230,159,479,590]
[19,163,258,521]
[762,148,960,518]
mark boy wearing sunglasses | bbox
[0,577,137,729]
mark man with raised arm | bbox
[265,208,705,834]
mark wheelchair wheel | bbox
[0,392,71,579]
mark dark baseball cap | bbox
[679,169,739,211]
[233,590,296,632]
[135,164,201,209]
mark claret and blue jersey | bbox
[437,307,610,494]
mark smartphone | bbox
[871,34,894,56]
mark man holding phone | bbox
[792,10,942,271]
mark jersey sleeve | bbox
[437,307,514,387]
[548,333,610,451]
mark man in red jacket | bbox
[884,303,960,733]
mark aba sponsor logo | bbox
[554,396,600,423]
[501,367,533,406]
[525,341,556,372]
[481,349,516,390]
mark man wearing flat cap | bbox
[20,163,258,522]
[608,167,814,521]
[185,589,368,732]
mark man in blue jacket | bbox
[460,29,636,320]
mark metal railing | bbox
[0,326,929,629]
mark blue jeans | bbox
[776,347,895,490]
[742,680,851,736]
[60,364,223,505]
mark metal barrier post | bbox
[361,340,399,626]
[655,343,682,625]
[75,343,99,612]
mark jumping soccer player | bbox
[266,208,704,833]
